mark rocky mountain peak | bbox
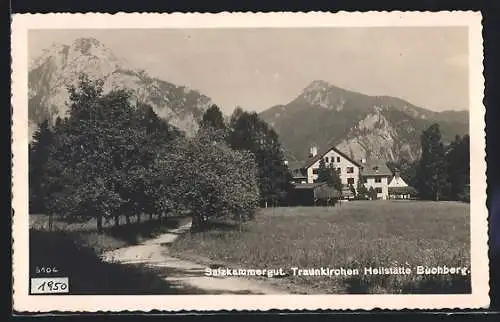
[299,80,347,111]
[302,80,332,93]
[72,37,102,54]
[28,38,214,139]
[259,80,469,163]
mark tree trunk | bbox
[125,215,130,225]
[97,215,103,233]
[48,213,53,231]
[149,213,153,221]
[137,213,141,223]
[114,215,119,227]
[191,213,203,231]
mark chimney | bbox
[394,168,401,178]
[361,157,366,164]
[309,144,318,158]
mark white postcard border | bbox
[11,11,488,312]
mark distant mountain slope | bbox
[29,38,214,138]
[259,80,468,162]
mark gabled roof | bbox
[388,175,408,187]
[303,146,362,169]
[360,160,392,177]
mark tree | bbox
[316,158,330,183]
[349,184,356,198]
[356,173,368,199]
[445,134,470,200]
[416,123,447,201]
[43,75,125,230]
[200,104,228,143]
[368,187,377,200]
[200,104,227,132]
[29,119,54,213]
[316,160,341,190]
[173,129,259,230]
[327,163,342,190]
[228,110,293,206]
[40,73,260,234]
[44,74,171,231]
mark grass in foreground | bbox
[169,201,471,294]
[29,215,194,294]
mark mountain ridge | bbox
[29,38,468,164]
[259,80,468,163]
[29,37,215,138]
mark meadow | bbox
[169,200,471,294]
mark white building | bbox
[388,171,408,188]
[360,160,393,200]
[387,169,416,199]
[303,145,362,189]
[299,144,393,200]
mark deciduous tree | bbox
[228,110,292,206]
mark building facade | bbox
[304,145,362,188]
[387,170,416,199]
[360,160,393,200]
[298,145,393,200]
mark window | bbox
[375,187,382,194]
[324,157,329,163]
[363,178,368,183]
[337,168,342,174]
[337,157,341,162]
[347,167,354,173]
[375,177,381,183]
[347,177,355,185]
[312,169,318,175]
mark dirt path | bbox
[101,223,289,294]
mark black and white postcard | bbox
[11,11,488,311]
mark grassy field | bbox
[169,200,471,294]
[29,214,192,294]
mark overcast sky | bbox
[29,27,468,113]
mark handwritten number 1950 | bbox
[37,281,68,292]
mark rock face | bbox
[259,80,469,162]
[29,38,214,138]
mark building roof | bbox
[303,146,362,169]
[287,161,305,172]
[360,160,393,177]
[388,175,409,187]
[315,185,342,198]
[293,182,327,190]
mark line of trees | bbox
[29,74,284,231]
[416,123,470,202]
[387,123,470,202]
